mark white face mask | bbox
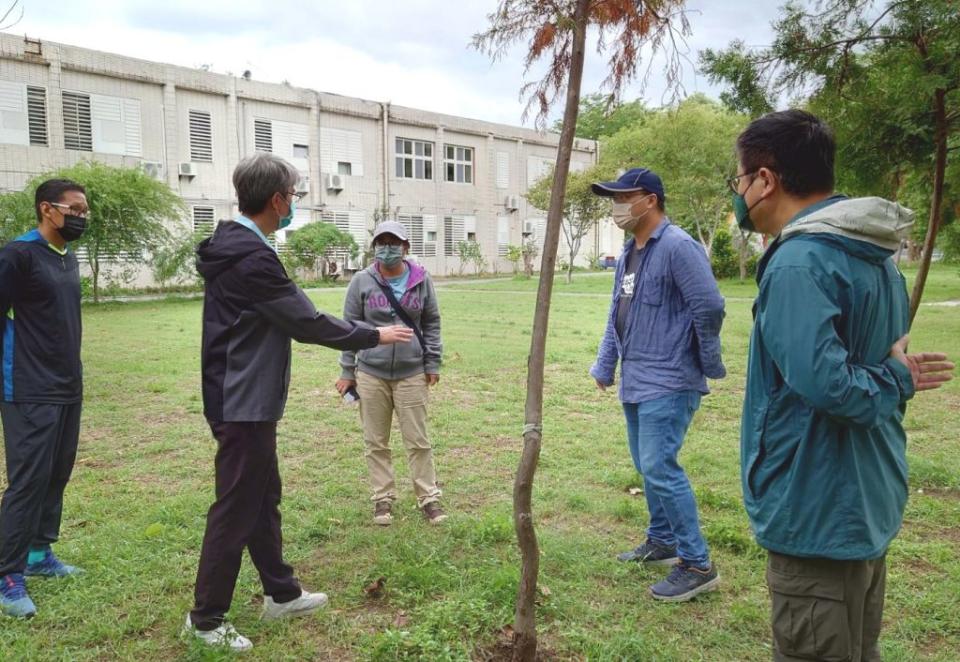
[612,196,655,231]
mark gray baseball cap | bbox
[372,220,409,243]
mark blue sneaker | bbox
[650,562,720,602]
[616,540,679,566]
[1,573,37,618]
[24,549,83,578]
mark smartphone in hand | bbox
[342,386,360,404]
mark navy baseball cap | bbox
[591,168,665,202]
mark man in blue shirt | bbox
[590,168,726,602]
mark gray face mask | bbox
[375,245,404,267]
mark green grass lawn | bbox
[1,265,958,661]
[456,263,960,303]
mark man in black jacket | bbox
[184,153,412,651]
[0,179,89,618]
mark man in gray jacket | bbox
[336,221,445,525]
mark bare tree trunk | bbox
[909,87,947,326]
[513,2,589,660]
[91,256,100,304]
[738,228,748,281]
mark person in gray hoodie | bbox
[336,221,445,525]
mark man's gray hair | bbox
[233,152,300,215]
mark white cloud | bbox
[12,0,781,128]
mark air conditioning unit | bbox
[178,162,198,178]
[296,176,310,195]
[505,195,520,211]
[325,173,344,192]
[141,161,164,180]
[523,220,535,235]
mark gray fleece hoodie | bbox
[339,260,442,381]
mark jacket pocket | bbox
[641,276,663,306]
[767,565,851,662]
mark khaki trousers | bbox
[356,371,441,507]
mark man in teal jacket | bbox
[731,110,954,662]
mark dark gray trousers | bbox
[0,402,82,577]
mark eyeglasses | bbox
[286,190,306,203]
[726,172,759,195]
[49,202,89,218]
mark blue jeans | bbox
[622,390,709,567]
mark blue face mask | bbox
[375,245,404,267]
[279,198,295,230]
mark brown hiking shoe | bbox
[421,501,448,525]
[373,500,393,526]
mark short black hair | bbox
[736,109,835,197]
[35,178,86,224]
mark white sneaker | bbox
[261,589,329,621]
[182,613,253,652]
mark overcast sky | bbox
[8,0,783,128]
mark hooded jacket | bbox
[197,220,380,422]
[741,196,916,560]
[339,260,442,382]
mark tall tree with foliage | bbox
[700,0,960,323]
[526,168,608,282]
[551,92,647,139]
[0,162,184,301]
[474,1,691,658]
[600,94,747,255]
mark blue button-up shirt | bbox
[590,219,726,403]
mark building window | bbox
[293,143,309,159]
[254,118,273,152]
[26,86,47,146]
[395,138,433,180]
[321,127,364,177]
[498,215,510,256]
[444,145,473,184]
[397,214,437,257]
[189,109,213,162]
[0,81,48,147]
[62,91,92,152]
[444,216,465,256]
[192,206,216,238]
[496,151,509,189]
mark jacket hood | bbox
[366,259,427,290]
[781,197,914,254]
[196,220,270,281]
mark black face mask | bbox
[57,215,87,242]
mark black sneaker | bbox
[650,562,720,602]
[616,540,679,566]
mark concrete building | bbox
[0,32,623,282]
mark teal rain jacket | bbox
[741,196,917,560]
